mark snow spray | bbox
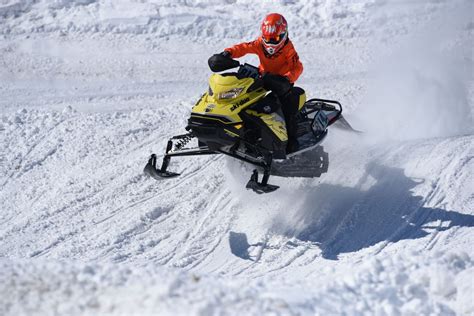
[360,1,473,142]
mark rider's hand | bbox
[208,52,239,72]
[219,51,231,58]
[262,73,291,96]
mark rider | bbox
[219,13,304,153]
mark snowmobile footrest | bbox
[246,170,279,194]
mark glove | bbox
[262,73,291,97]
[219,51,231,58]
[262,73,289,85]
[208,52,239,72]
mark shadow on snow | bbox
[230,162,474,260]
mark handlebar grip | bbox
[208,54,240,72]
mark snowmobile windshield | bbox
[237,63,260,79]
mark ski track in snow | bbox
[1,0,473,315]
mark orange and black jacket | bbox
[224,37,303,83]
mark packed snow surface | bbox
[0,0,473,315]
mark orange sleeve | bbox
[283,49,303,83]
[224,40,260,58]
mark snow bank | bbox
[321,251,473,315]
[0,0,385,39]
[1,251,471,315]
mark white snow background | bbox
[0,0,473,315]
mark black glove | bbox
[220,51,231,58]
[262,73,291,97]
[208,52,239,72]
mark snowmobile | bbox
[144,54,359,193]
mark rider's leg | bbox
[281,87,305,153]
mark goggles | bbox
[262,32,286,45]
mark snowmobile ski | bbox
[246,169,279,194]
[143,154,180,179]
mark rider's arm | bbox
[224,40,260,58]
[283,49,303,83]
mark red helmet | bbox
[261,13,288,55]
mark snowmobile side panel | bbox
[255,111,288,142]
[239,109,287,158]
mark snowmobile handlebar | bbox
[235,64,291,97]
[208,53,240,72]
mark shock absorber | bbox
[173,133,194,150]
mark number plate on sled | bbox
[312,111,328,134]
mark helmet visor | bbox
[262,32,286,45]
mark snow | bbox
[1,251,472,315]
[1,0,473,315]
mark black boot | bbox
[280,86,305,155]
[287,138,299,153]
[285,113,299,153]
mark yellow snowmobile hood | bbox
[208,73,253,97]
[191,74,267,124]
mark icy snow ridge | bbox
[1,251,472,315]
[0,0,441,39]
